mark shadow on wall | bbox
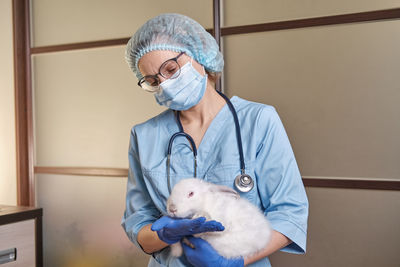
[45,220,149,267]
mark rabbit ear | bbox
[210,184,240,199]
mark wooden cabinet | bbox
[0,206,42,267]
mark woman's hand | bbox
[182,236,244,267]
[151,216,224,244]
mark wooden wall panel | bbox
[0,0,17,205]
[270,187,400,267]
[31,0,213,47]
[35,174,148,266]
[223,0,400,26]
[224,20,400,180]
[32,46,165,168]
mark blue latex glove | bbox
[182,236,244,267]
[151,216,225,244]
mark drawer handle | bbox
[0,248,17,264]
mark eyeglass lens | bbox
[139,53,184,91]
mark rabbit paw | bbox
[170,243,183,257]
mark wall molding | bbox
[31,37,130,54]
[213,0,222,91]
[34,166,128,177]
[221,8,400,36]
[29,8,400,55]
[33,167,400,190]
[303,177,400,191]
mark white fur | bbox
[166,178,272,259]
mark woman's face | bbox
[138,50,205,84]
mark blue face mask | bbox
[154,60,207,111]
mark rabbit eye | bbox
[188,191,194,198]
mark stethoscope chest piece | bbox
[234,174,254,193]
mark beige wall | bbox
[31,0,213,46]
[223,0,400,26]
[270,187,400,267]
[32,46,165,168]
[223,1,400,266]
[224,20,400,179]
[31,1,213,266]
[0,0,17,206]
[29,0,400,266]
[36,174,150,266]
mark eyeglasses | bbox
[138,52,185,92]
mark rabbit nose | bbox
[168,204,177,213]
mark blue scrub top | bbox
[122,96,309,267]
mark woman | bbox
[122,13,308,267]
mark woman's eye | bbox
[145,78,158,87]
[188,192,194,198]
[167,67,177,74]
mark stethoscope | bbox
[167,90,254,194]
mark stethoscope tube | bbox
[167,132,197,193]
[216,91,246,175]
[167,91,254,194]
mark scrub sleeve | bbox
[255,107,308,253]
[121,131,160,248]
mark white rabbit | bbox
[166,178,271,259]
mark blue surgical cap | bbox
[125,13,224,79]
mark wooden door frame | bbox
[13,0,34,206]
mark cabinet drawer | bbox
[0,220,35,267]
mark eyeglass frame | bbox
[137,52,185,91]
